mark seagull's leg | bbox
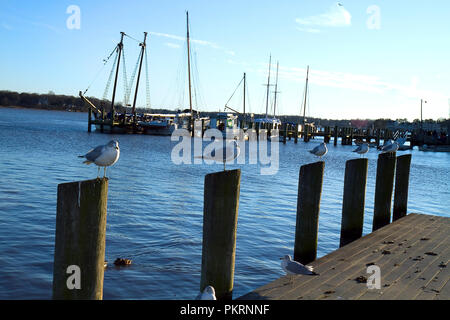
[223,162,226,171]
[97,166,100,179]
[104,167,106,178]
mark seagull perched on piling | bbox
[78,140,120,178]
[196,285,217,300]
[353,142,369,158]
[196,139,240,171]
[381,141,399,154]
[309,142,328,158]
[280,255,318,284]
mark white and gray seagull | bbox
[381,141,399,154]
[309,142,328,158]
[280,255,318,284]
[353,142,369,157]
[79,140,120,178]
[196,139,240,171]
[196,285,217,300]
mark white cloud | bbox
[295,3,351,28]
[278,66,448,105]
[165,42,181,49]
[149,31,219,49]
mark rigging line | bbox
[122,47,129,106]
[245,78,252,114]
[225,76,244,108]
[103,50,119,101]
[83,44,118,95]
[144,45,151,109]
[123,32,140,43]
[127,49,142,108]
[192,50,205,110]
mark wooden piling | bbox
[52,178,109,300]
[334,126,338,146]
[294,123,298,143]
[393,154,412,221]
[283,123,287,144]
[200,169,241,300]
[88,108,92,133]
[372,152,397,231]
[294,161,324,265]
[339,158,368,247]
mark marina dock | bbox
[239,213,449,300]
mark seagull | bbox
[196,285,217,300]
[353,142,369,158]
[381,141,399,154]
[280,255,318,284]
[309,142,328,158]
[79,140,120,178]
[196,139,240,171]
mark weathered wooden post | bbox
[339,158,368,247]
[294,123,299,143]
[87,108,92,133]
[294,162,324,265]
[200,169,240,300]
[283,123,287,144]
[393,154,412,221]
[372,152,397,231]
[52,178,109,300]
[334,126,338,146]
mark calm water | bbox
[0,107,449,300]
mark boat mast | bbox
[110,32,125,120]
[265,54,272,118]
[243,72,246,119]
[132,32,148,125]
[302,65,309,125]
[186,11,193,134]
[273,61,279,118]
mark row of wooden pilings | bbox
[280,124,397,146]
[52,153,412,300]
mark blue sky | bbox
[0,0,449,120]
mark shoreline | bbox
[0,105,87,113]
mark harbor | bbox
[1,2,449,308]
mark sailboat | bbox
[79,31,151,134]
[299,65,315,138]
[140,11,197,136]
[254,55,282,137]
[220,72,249,140]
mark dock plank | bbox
[238,214,450,300]
[246,214,420,300]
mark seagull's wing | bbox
[309,145,320,154]
[285,261,312,274]
[353,145,362,152]
[84,145,105,162]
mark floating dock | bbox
[239,213,449,300]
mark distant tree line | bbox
[1,90,447,130]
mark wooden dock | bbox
[239,213,449,300]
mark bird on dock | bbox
[309,142,328,158]
[280,255,318,284]
[196,138,240,171]
[79,140,120,178]
[353,142,369,158]
[381,141,399,154]
[196,285,217,300]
